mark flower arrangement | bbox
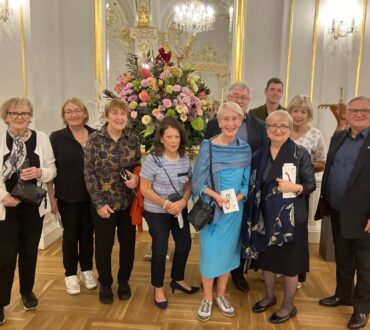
[104,48,211,154]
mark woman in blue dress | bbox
[192,102,251,321]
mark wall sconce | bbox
[0,0,12,23]
[330,18,355,39]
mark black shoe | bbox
[269,306,297,324]
[319,295,352,307]
[99,284,113,304]
[21,292,38,311]
[232,273,249,292]
[170,280,199,294]
[117,282,131,300]
[252,297,277,313]
[153,288,168,310]
[0,307,5,325]
[347,312,369,329]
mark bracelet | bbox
[163,199,169,210]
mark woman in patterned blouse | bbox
[288,95,326,172]
[84,99,141,304]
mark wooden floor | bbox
[2,232,369,330]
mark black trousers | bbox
[91,206,136,286]
[331,209,370,313]
[58,200,94,276]
[0,203,43,307]
[144,210,191,287]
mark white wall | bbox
[0,0,95,134]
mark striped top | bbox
[140,153,192,213]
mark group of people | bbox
[0,78,369,329]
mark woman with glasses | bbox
[243,110,315,324]
[84,99,141,304]
[0,98,56,325]
[49,98,97,296]
[287,95,326,172]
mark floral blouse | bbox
[292,127,326,162]
[84,125,141,211]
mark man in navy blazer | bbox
[204,82,267,292]
[315,96,370,330]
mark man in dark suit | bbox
[204,82,267,292]
[315,96,370,330]
[249,77,285,122]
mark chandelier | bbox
[174,0,215,36]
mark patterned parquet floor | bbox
[2,232,369,329]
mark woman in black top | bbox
[49,98,97,295]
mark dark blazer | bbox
[204,114,267,154]
[249,104,286,122]
[315,129,370,239]
[50,125,95,202]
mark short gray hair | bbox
[228,82,252,96]
[266,110,293,129]
[217,102,244,119]
[347,96,370,106]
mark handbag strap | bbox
[209,141,215,191]
[151,153,181,196]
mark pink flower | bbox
[141,79,150,87]
[141,67,151,78]
[163,99,172,108]
[130,111,138,119]
[181,87,191,95]
[126,83,133,89]
[127,95,138,102]
[139,102,147,107]
[173,84,181,92]
[198,91,207,100]
[139,91,150,102]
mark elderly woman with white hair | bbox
[243,110,315,324]
[192,102,251,321]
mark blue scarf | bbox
[192,137,251,225]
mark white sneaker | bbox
[65,275,80,295]
[297,282,302,289]
[80,270,97,289]
[198,299,213,321]
[215,296,235,317]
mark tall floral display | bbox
[104,48,211,154]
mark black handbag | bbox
[188,142,215,231]
[11,179,47,207]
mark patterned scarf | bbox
[2,128,32,181]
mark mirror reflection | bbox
[106,0,234,105]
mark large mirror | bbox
[105,0,234,105]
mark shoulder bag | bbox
[188,142,215,231]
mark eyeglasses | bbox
[7,112,32,119]
[266,124,290,131]
[228,95,250,101]
[347,109,370,115]
[64,109,83,115]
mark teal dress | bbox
[200,167,250,278]
[192,138,251,279]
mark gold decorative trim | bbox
[284,0,295,107]
[19,4,27,98]
[310,0,320,101]
[355,0,368,96]
[232,0,246,82]
[94,0,104,91]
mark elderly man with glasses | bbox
[204,82,267,292]
[315,96,370,330]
